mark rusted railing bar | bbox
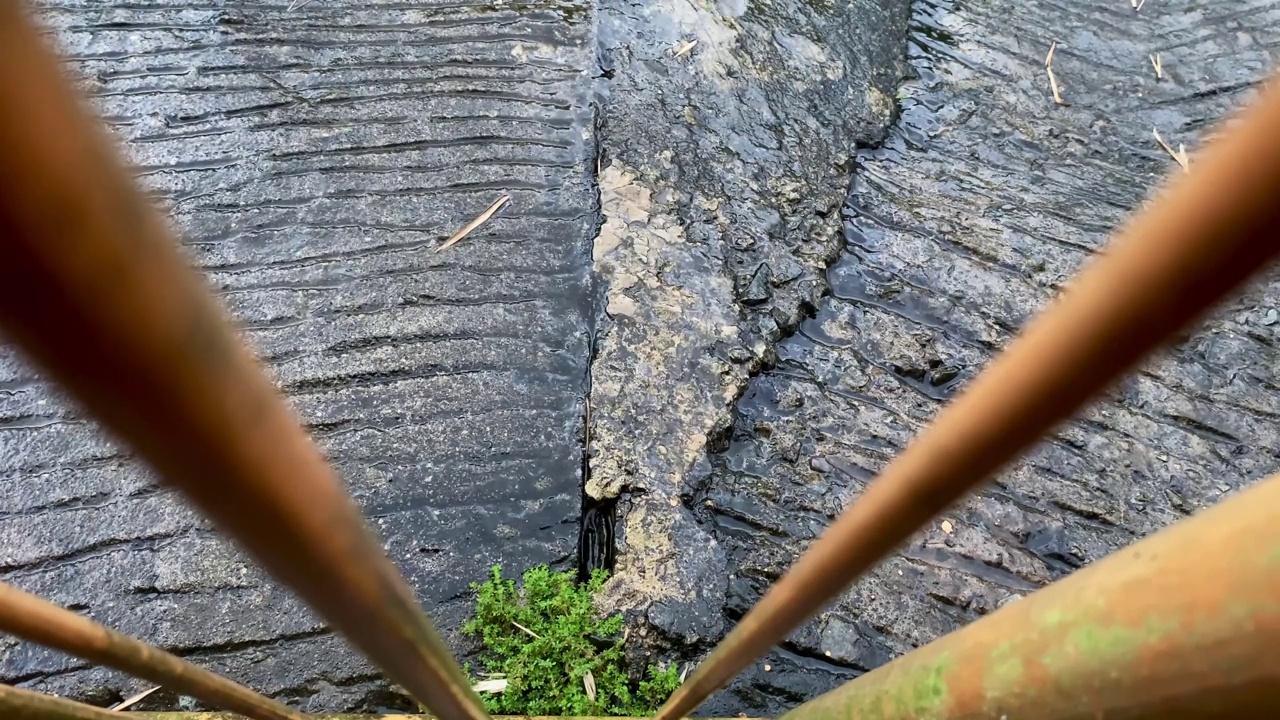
[126,712,762,717]
[0,7,485,720]
[0,582,303,720]
[778,473,1280,720]
[657,76,1280,720]
[0,683,131,720]
[129,716,766,719]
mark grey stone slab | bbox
[1,0,595,711]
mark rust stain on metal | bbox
[0,582,302,720]
[0,7,486,720]
[779,473,1280,720]
[658,72,1280,720]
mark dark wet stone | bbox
[772,258,804,286]
[680,0,1280,712]
[819,617,893,671]
[929,365,961,386]
[738,264,774,306]
[6,1,594,710]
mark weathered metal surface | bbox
[777,472,1280,720]
[0,5,484,720]
[2,0,595,711]
[659,54,1280,720]
[129,716,757,720]
[0,581,301,720]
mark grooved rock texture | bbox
[1,1,595,712]
[686,0,1280,715]
[4,0,1278,716]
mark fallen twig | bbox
[583,670,597,703]
[512,620,541,639]
[1045,42,1070,106]
[673,39,698,58]
[1150,53,1163,80]
[1153,128,1190,171]
[110,687,160,712]
[473,678,509,694]
[437,195,510,253]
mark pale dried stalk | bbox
[511,620,541,639]
[1153,128,1191,171]
[1045,42,1070,106]
[437,195,510,253]
[111,686,161,712]
[673,39,698,58]
[472,679,509,694]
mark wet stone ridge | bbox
[689,0,1280,714]
[1,0,596,711]
[585,0,912,674]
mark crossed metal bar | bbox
[0,1,1279,719]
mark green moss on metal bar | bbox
[1039,617,1178,669]
[1040,609,1068,627]
[857,652,952,720]
[1265,543,1280,564]
[983,642,1023,699]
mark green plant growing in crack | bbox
[464,565,681,716]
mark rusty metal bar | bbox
[0,582,303,720]
[128,712,762,717]
[657,75,1280,720]
[0,7,486,720]
[0,685,128,720]
[777,472,1280,720]
[128,716,765,719]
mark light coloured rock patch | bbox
[587,162,740,639]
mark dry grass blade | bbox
[512,620,541,639]
[1131,0,1146,10]
[1045,42,1070,106]
[1150,53,1163,80]
[1153,128,1191,171]
[286,0,315,10]
[473,679,509,694]
[583,670,597,703]
[110,686,160,712]
[437,195,510,253]
[673,39,698,58]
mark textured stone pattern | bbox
[0,1,595,711]
[587,0,912,673]
[691,0,1280,714]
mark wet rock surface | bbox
[2,0,595,711]
[585,0,911,673]
[4,0,1280,715]
[686,0,1280,714]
